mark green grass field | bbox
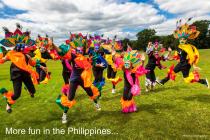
[0,49,210,140]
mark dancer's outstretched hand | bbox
[40,66,48,73]
[168,47,172,52]
[193,65,201,71]
[141,53,145,61]
[99,63,105,67]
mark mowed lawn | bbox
[0,49,210,140]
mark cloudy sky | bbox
[0,0,209,44]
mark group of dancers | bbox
[0,19,209,124]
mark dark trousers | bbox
[68,78,94,101]
[12,74,36,100]
[146,69,156,82]
[107,65,117,88]
[161,63,205,85]
[123,72,135,101]
[93,67,104,83]
[36,67,46,82]
[62,71,71,84]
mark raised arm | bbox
[0,55,9,64]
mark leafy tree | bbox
[189,20,210,49]
[136,29,156,51]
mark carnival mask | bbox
[76,47,84,54]
[16,43,25,52]
[179,38,187,45]
[124,60,131,69]
[94,46,100,52]
[40,47,46,53]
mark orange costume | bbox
[0,24,38,113]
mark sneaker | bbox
[62,113,67,124]
[156,79,163,86]
[145,86,149,92]
[151,85,154,91]
[6,104,12,113]
[205,78,209,89]
[95,103,101,111]
[40,77,49,84]
[30,93,34,98]
[112,89,116,94]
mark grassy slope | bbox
[0,49,210,140]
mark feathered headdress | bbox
[58,33,85,57]
[174,18,200,39]
[146,41,165,54]
[114,40,123,52]
[123,48,142,68]
[36,34,51,48]
[69,33,86,49]
[0,23,35,48]
[89,39,100,49]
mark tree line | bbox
[122,20,210,51]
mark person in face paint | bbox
[157,18,209,88]
[34,35,54,84]
[88,37,107,99]
[103,38,123,94]
[145,41,171,92]
[120,47,147,113]
[0,24,39,113]
[54,34,101,124]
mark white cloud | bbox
[151,0,210,35]
[0,0,165,44]
[150,16,210,35]
[154,0,210,16]
[0,0,210,42]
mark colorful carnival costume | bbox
[103,39,123,94]
[0,46,4,59]
[121,48,147,113]
[56,36,73,124]
[0,88,15,112]
[54,39,72,124]
[145,41,171,92]
[0,24,39,113]
[34,35,56,84]
[158,19,209,88]
[55,33,100,124]
[61,59,72,84]
[88,35,107,98]
[56,36,73,85]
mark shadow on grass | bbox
[65,109,132,126]
[144,85,184,94]
[75,89,122,102]
[0,75,9,80]
[138,103,175,114]
[99,94,121,102]
[24,107,132,127]
[183,94,210,103]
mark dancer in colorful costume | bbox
[157,18,209,88]
[60,35,74,85]
[0,24,40,113]
[55,35,73,123]
[103,37,123,94]
[0,88,15,112]
[121,47,147,113]
[88,35,107,98]
[55,33,100,124]
[55,40,72,124]
[145,41,171,92]
[34,35,57,84]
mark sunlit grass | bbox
[0,49,210,139]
